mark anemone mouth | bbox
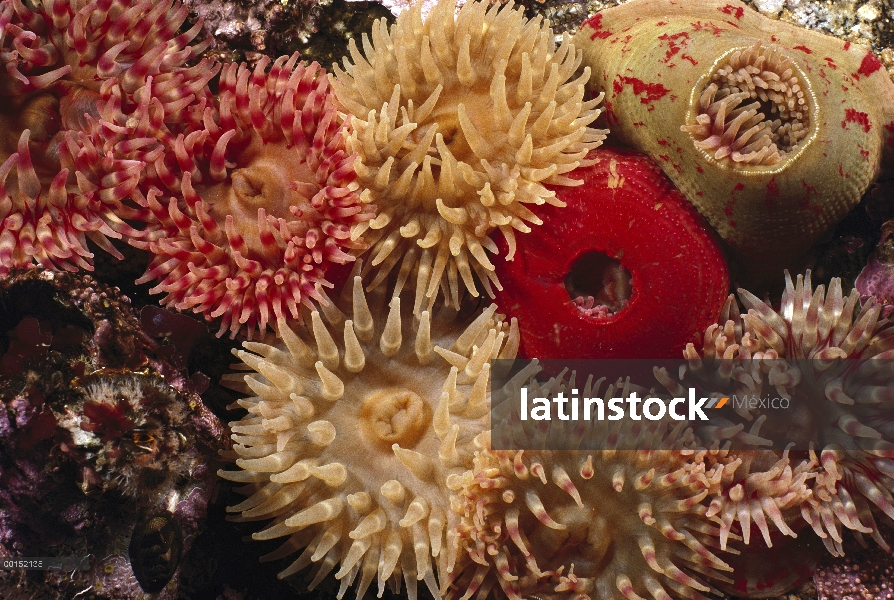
[564,251,633,318]
[17,93,63,145]
[359,387,432,449]
[681,42,816,168]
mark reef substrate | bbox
[0,269,228,599]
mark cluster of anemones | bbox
[222,272,894,600]
[1,0,373,340]
[211,2,874,599]
[576,0,894,285]
[2,0,609,341]
[0,0,214,274]
[9,0,894,598]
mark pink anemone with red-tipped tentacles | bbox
[0,0,216,274]
[106,53,373,338]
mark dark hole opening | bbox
[564,251,632,317]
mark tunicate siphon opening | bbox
[564,251,632,317]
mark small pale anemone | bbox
[121,54,373,338]
[0,0,214,273]
[680,42,812,166]
[699,449,815,550]
[59,370,196,500]
[667,448,829,598]
[218,271,520,600]
[657,271,894,557]
[331,0,607,314]
[446,401,734,600]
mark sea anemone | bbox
[576,0,894,282]
[446,411,735,600]
[219,273,519,599]
[691,447,826,597]
[455,361,825,599]
[331,0,606,314]
[0,0,215,273]
[657,270,894,560]
[118,53,372,338]
[679,42,810,167]
[493,146,729,360]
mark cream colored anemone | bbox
[331,0,606,313]
[659,271,894,557]
[447,408,733,600]
[219,273,519,599]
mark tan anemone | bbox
[331,0,606,313]
[575,0,894,282]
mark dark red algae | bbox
[494,146,730,359]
